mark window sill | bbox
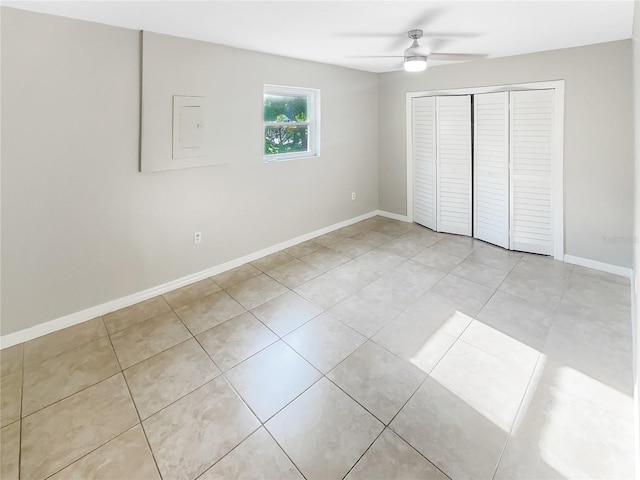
[263,152,319,163]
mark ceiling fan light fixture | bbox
[404,31,427,72]
[404,55,427,72]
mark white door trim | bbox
[405,80,565,260]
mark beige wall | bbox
[378,40,634,268]
[632,0,639,469]
[0,8,379,335]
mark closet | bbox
[411,87,557,256]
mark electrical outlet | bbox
[194,232,202,244]
[351,192,356,200]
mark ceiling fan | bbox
[348,29,486,73]
[404,29,431,72]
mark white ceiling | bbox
[3,0,635,73]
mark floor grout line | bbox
[6,217,634,480]
[339,427,386,480]
[490,351,546,480]
[262,425,309,480]
[17,343,24,480]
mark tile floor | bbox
[0,216,634,480]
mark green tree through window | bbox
[263,86,318,161]
[264,94,308,155]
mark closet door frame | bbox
[405,80,564,260]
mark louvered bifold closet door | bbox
[412,97,437,230]
[509,89,554,255]
[436,95,472,236]
[473,92,510,249]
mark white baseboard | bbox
[0,210,381,349]
[563,254,633,279]
[376,210,410,222]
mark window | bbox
[263,85,320,162]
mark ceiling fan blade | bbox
[336,33,401,38]
[346,53,487,61]
[344,55,406,59]
[391,8,443,47]
[336,31,479,40]
[410,8,443,30]
[428,53,488,61]
[423,31,482,39]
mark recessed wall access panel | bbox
[172,96,205,159]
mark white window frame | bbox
[263,84,320,162]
